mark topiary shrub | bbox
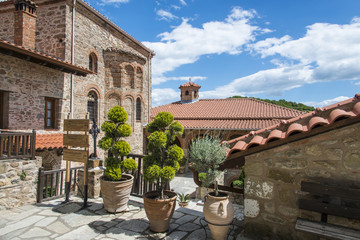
[232,166,245,188]
[98,106,137,181]
[144,111,184,199]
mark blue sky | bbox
[85,0,360,107]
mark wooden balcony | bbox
[0,130,36,160]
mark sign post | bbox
[63,119,90,208]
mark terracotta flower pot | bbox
[143,190,177,232]
[203,192,234,240]
[100,174,134,213]
[178,201,189,208]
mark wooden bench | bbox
[295,181,360,240]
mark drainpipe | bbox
[147,52,151,122]
[70,0,77,118]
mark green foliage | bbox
[178,158,187,166]
[232,180,244,188]
[232,166,245,188]
[20,170,26,181]
[189,135,228,196]
[177,192,190,203]
[229,96,315,112]
[147,131,167,150]
[198,172,207,182]
[104,164,122,181]
[160,166,176,182]
[117,123,132,137]
[108,105,128,123]
[122,158,137,173]
[98,106,133,181]
[144,165,161,182]
[113,141,131,156]
[144,112,184,199]
[167,145,184,161]
[98,137,112,150]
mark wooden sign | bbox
[64,119,90,132]
[63,149,88,163]
[63,134,89,148]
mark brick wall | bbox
[243,122,360,239]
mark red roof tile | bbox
[36,133,64,150]
[151,98,304,130]
[179,81,201,88]
[227,94,360,155]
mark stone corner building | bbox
[226,94,360,239]
[0,0,153,209]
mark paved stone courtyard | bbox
[0,195,247,240]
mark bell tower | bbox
[179,81,201,103]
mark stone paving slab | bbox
[0,195,247,239]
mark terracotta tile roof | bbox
[151,98,304,130]
[0,38,93,76]
[36,133,64,150]
[227,94,360,155]
[180,81,201,88]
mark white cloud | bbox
[179,0,187,6]
[152,88,180,106]
[303,96,351,108]
[143,7,265,85]
[156,9,178,21]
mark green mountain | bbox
[229,96,315,112]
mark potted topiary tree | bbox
[143,111,184,232]
[189,135,234,240]
[98,106,137,213]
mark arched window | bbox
[89,53,98,73]
[87,90,98,122]
[185,90,189,96]
[136,98,141,121]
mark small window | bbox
[0,91,9,129]
[136,98,141,121]
[45,97,56,129]
[87,91,98,122]
[185,90,189,96]
[194,91,197,97]
[89,53,98,73]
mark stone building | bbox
[226,94,360,239]
[151,81,304,182]
[0,0,153,209]
[0,0,153,154]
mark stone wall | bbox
[243,122,360,239]
[0,157,42,210]
[0,7,14,42]
[0,54,65,131]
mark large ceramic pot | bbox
[100,174,134,213]
[203,191,234,240]
[143,190,177,232]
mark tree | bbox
[144,112,184,199]
[98,106,137,181]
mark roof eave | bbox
[0,40,93,76]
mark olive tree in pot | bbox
[189,135,234,240]
[143,112,184,232]
[98,106,137,213]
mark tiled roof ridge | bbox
[0,38,92,72]
[227,94,360,155]
[244,97,305,114]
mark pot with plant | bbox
[232,166,245,189]
[143,111,184,232]
[189,135,234,240]
[178,158,187,174]
[98,106,137,213]
[177,192,190,207]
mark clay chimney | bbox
[14,0,37,49]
